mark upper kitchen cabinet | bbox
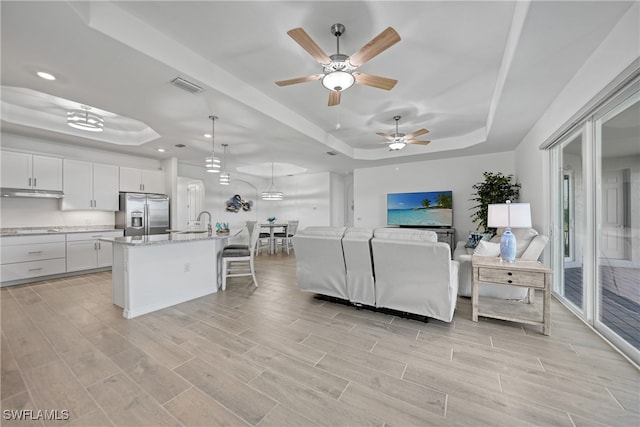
[0,151,62,191]
[119,167,164,194]
[62,159,119,211]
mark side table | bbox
[471,255,552,335]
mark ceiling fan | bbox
[276,23,400,106]
[377,115,430,150]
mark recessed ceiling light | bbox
[36,71,56,81]
[156,148,166,152]
[204,133,212,138]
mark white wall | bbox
[353,151,516,238]
[0,133,164,228]
[514,3,639,237]
[0,198,115,228]
[330,172,346,227]
[269,173,333,229]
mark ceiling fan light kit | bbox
[321,70,355,92]
[388,141,406,151]
[377,115,431,150]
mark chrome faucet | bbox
[197,211,212,235]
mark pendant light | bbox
[261,162,283,200]
[67,106,104,132]
[219,144,230,185]
[205,115,221,173]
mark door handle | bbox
[33,178,37,187]
[28,177,32,187]
[28,251,43,254]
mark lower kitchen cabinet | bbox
[66,230,123,272]
[0,234,66,283]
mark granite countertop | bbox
[100,231,228,246]
[0,225,120,237]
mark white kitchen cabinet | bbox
[65,230,123,272]
[1,234,66,284]
[119,166,164,194]
[62,159,119,210]
[0,150,63,191]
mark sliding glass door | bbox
[552,82,639,365]
[595,91,639,354]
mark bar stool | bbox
[221,226,260,290]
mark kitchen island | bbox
[101,232,228,319]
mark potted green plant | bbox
[470,171,521,233]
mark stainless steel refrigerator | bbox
[116,193,170,236]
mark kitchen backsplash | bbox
[0,198,115,228]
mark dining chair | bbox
[221,226,260,290]
[274,220,299,255]
[256,223,271,255]
[246,220,257,237]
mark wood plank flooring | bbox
[1,253,638,426]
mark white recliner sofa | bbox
[291,226,348,300]
[453,228,549,299]
[371,228,459,322]
[342,227,376,306]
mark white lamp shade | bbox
[488,203,531,228]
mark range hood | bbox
[0,188,64,199]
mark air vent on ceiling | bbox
[326,150,338,156]
[170,77,204,94]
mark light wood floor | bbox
[1,253,638,426]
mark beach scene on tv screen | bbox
[387,191,453,226]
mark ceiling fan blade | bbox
[348,27,401,67]
[404,128,430,139]
[287,28,332,64]
[406,140,431,146]
[376,131,394,140]
[276,74,323,86]
[328,90,341,106]
[354,73,398,91]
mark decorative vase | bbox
[500,228,517,263]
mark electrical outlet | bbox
[184,263,190,273]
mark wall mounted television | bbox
[387,190,453,227]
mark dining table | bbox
[260,223,288,254]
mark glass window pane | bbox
[561,132,584,311]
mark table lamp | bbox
[487,201,532,262]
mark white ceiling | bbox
[0,1,634,177]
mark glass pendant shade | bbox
[389,141,406,150]
[205,115,220,173]
[219,144,230,185]
[67,109,104,132]
[219,171,230,185]
[261,189,283,200]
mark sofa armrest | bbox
[453,241,472,261]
